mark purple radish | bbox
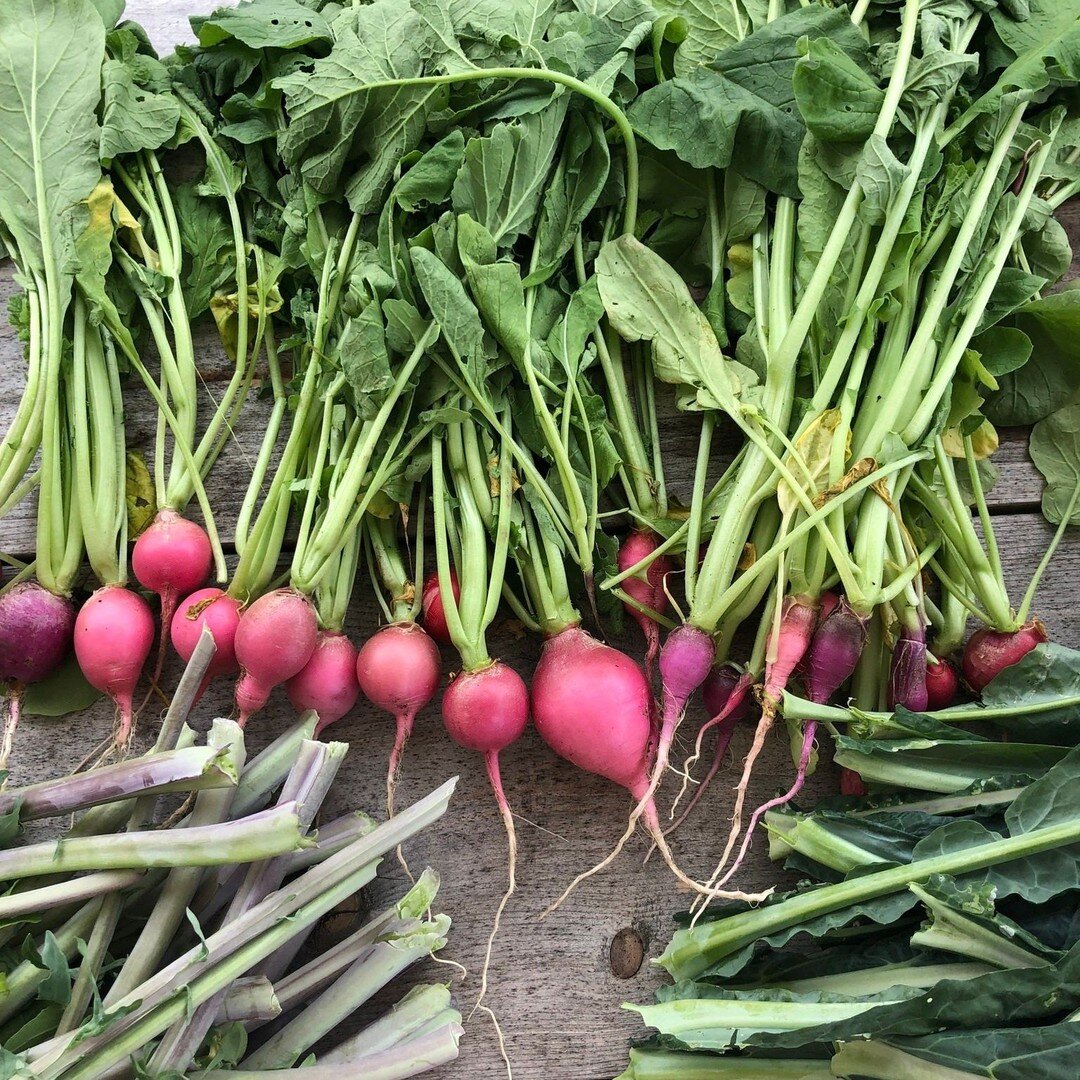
[716,597,870,890]
[132,509,212,681]
[286,631,359,735]
[74,585,155,751]
[0,582,76,769]
[888,622,929,712]
[617,530,671,681]
[441,660,529,1021]
[356,622,442,817]
[233,589,319,726]
[962,620,1046,692]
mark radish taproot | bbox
[962,621,1046,692]
[421,570,458,646]
[925,655,960,709]
[171,588,242,687]
[286,631,360,735]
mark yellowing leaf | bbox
[778,409,844,518]
[942,420,999,460]
[125,450,156,537]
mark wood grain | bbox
[0,4,1077,1077]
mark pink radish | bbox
[617,531,671,680]
[962,620,1046,692]
[74,585,155,750]
[441,659,529,1030]
[888,623,929,712]
[132,509,212,681]
[233,588,319,726]
[532,627,761,911]
[356,622,441,816]
[925,655,960,709]
[840,768,868,796]
[0,582,76,770]
[286,630,359,735]
[421,571,458,646]
[171,587,242,688]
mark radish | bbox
[662,665,754,843]
[286,631,359,735]
[888,622,929,712]
[233,588,319,726]
[617,531,671,680]
[534,626,762,911]
[356,622,441,815]
[171,588,242,687]
[708,596,869,895]
[131,509,212,681]
[74,586,155,750]
[421,570,458,646]
[925,654,959,710]
[0,582,76,770]
[962,621,1046,692]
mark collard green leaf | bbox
[276,0,440,213]
[974,644,1080,741]
[395,130,466,213]
[0,0,104,279]
[99,59,180,161]
[174,184,234,319]
[1006,745,1080,836]
[649,0,743,74]
[793,36,883,144]
[573,0,657,36]
[1030,404,1080,526]
[596,234,755,414]
[858,1024,1080,1080]
[194,0,333,50]
[89,0,124,28]
[983,290,1080,425]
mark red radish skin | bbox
[286,631,359,735]
[233,589,319,726]
[441,660,529,1038]
[617,531,672,681]
[171,588,242,690]
[420,571,459,646]
[925,656,960,710]
[356,622,441,817]
[962,621,1047,693]
[74,586,155,750]
[532,627,764,911]
[840,768,868,796]
[0,582,76,769]
[132,509,212,681]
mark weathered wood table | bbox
[1,4,1078,1076]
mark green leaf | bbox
[339,302,394,420]
[457,215,529,363]
[983,290,1080,425]
[596,234,755,414]
[628,6,865,196]
[194,0,333,50]
[793,36,884,144]
[21,653,102,718]
[526,111,610,286]
[648,0,742,74]
[35,932,72,1006]
[1030,404,1080,526]
[451,102,568,246]
[955,0,1080,130]
[411,246,489,385]
[0,0,105,279]
[174,184,234,319]
[276,0,440,213]
[99,59,180,161]
[855,135,911,226]
[394,130,466,213]
[972,643,1080,741]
